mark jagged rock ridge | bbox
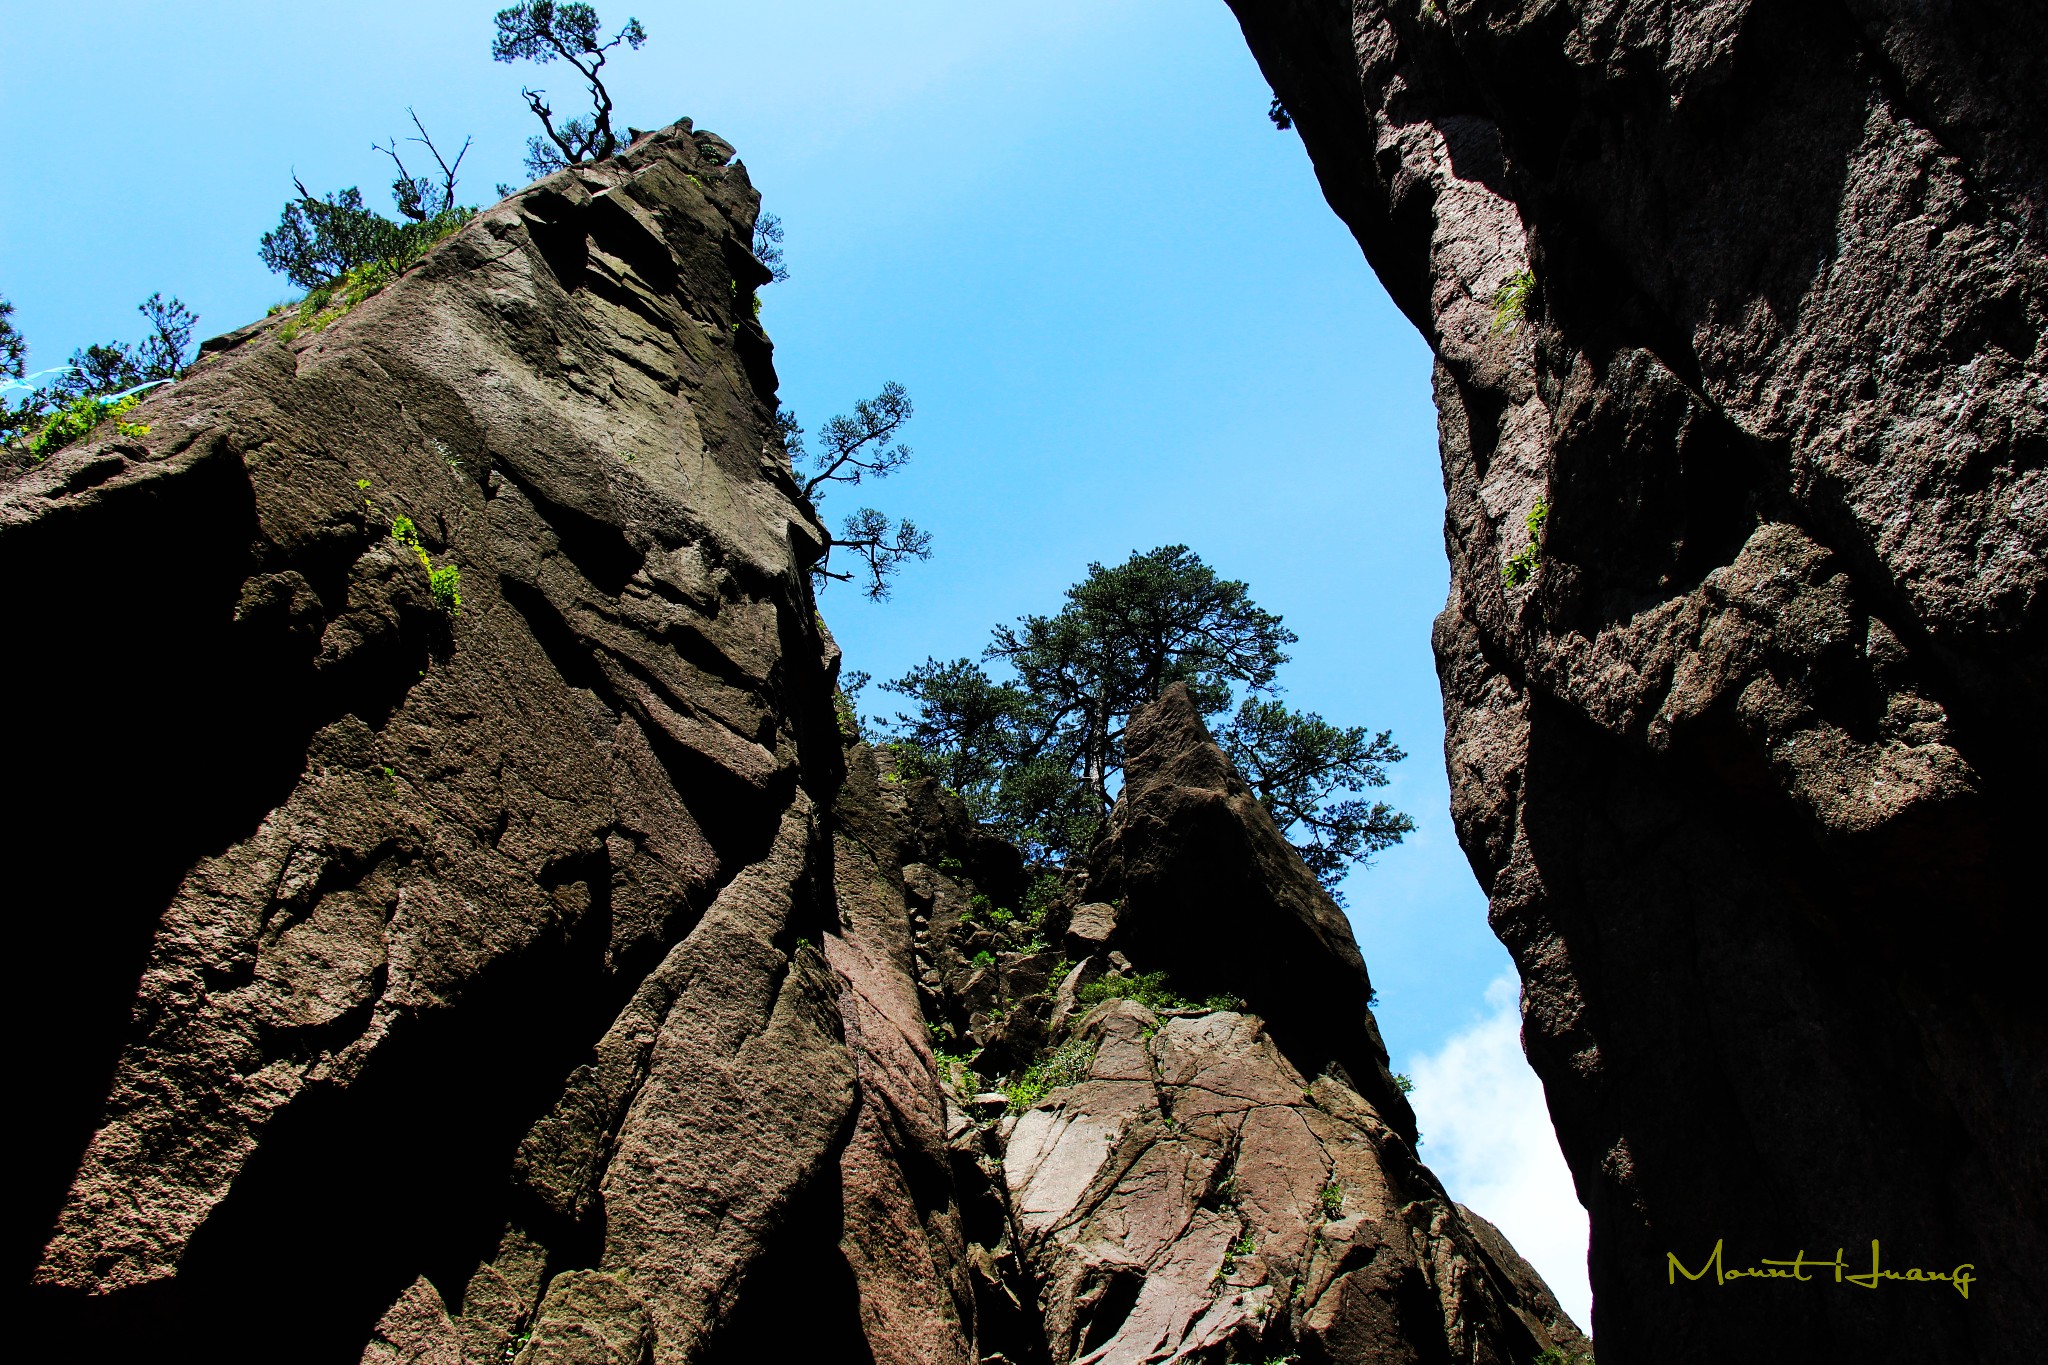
[1225,2,2046,1360]
[7,121,1581,1364]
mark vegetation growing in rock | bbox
[1001,1035,1095,1113]
[260,110,474,293]
[1219,698,1415,902]
[752,211,790,283]
[1502,498,1548,587]
[1076,969,1191,1013]
[881,546,1412,886]
[785,381,933,600]
[492,1,647,178]
[392,514,464,616]
[2,292,195,461]
[1491,268,1534,334]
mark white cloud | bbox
[1407,972,1592,1331]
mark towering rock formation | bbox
[7,122,1582,1363]
[8,120,877,1363]
[1225,2,2046,1359]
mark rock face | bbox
[6,120,886,1364]
[7,122,1580,1364]
[924,688,1588,1364]
[1226,2,2046,1359]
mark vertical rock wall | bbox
[1224,1,2045,1359]
[5,121,892,1365]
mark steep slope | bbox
[1224,2,2046,1359]
[908,687,1590,1365]
[5,120,878,1364]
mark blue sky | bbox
[3,0,1587,1322]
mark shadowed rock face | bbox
[1224,1,2046,1358]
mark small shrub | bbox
[1491,268,1534,334]
[970,949,997,970]
[1218,1231,1257,1277]
[1203,992,1246,1013]
[832,688,861,742]
[1393,1072,1415,1095]
[392,513,463,616]
[937,855,965,874]
[1321,1180,1344,1218]
[1502,498,1548,588]
[26,392,148,461]
[1001,1036,1095,1113]
[1021,870,1062,923]
[277,208,470,341]
[1077,969,1192,1013]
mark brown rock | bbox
[6,121,873,1363]
[1086,684,1418,1135]
[1226,1,2046,1358]
[999,1001,1576,1365]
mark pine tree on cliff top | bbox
[881,546,1412,896]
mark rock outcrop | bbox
[1226,2,2046,1359]
[918,688,1589,1365]
[8,121,1581,1364]
[6,120,872,1363]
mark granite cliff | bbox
[7,122,1580,1364]
[1226,1,2046,1359]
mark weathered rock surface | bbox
[7,120,895,1364]
[929,690,1587,1364]
[1227,1,2046,1358]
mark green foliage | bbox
[1022,870,1063,923]
[391,514,463,616]
[1218,1231,1257,1276]
[932,1043,981,1093]
[494,1,648,178]
[970,949,997,970]
[26,393,148,461]
[1320,1180,1344,1218]
[0,295,24,380]
[1393,1072,1414,1094]
[882,546,1299,862]
[3,294,196,456]
[1002,1036,1095,1113]
[1533,1352,1594,1365]
[261,186,407,289]
[1076,969,1191,1014]
[832,688,862,743]
[429,564,465,615]
[276,209,471,340]
[789,382,932,600]
[1502,498,1549,588]
[1203,992,1246,1013]
[753,211,789,283]
[1491,268,1535,334]
[936,855,965,874]
[1217,697,1415,902]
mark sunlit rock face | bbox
[1223,1,2047,1359]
